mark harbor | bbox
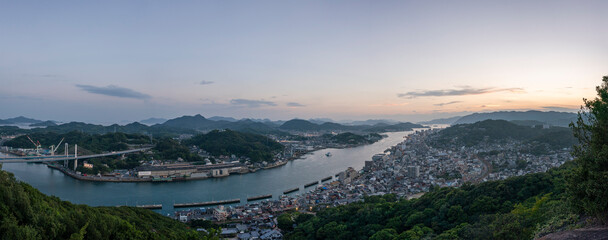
[0,131,414,215]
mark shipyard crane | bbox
[50,138,64,156]
[26,135,41,154]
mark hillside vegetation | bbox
[279,119,426,132]
[430,120,576,150]
[283,76,608,240]
[453,111,577,127]
[4,132,150,154]
[323,133,383,145]
[184,129,284,163]
[0,166,217,240]
[284,161,574,240]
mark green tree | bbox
[369,228,396,240]
[316,221,348,239]
[278,213,295,231]
[568,76,608,219]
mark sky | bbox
[1,1,607,124]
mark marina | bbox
[0,131,413,215]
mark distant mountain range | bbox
[0,110,579,137]
[418,116,462,125]
[278,119,424,132]
[207,116,238,122]
[0,116,44,125]
[0,114,427,137]
[342,119,398,126]
[139,118,167,125]
[420,111,578,127]
[452,111,577,127]
[29,120,58,127]
[431,119,577,150]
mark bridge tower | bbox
[73,144,78,171]
[64,143,68,168]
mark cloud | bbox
[541,106,579,112]
[0,95,44,101]
[369,102,409,107]
[40,74,60,78]
[230,99,277,108]
[200,81,214,85]
[21,73,61,78]
[76,84,151,99]
[398,87,524,98]
[434,101,462,107]
[287,102,305,107]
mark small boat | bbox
[325,152,332,157]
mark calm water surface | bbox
[1,130,413,214]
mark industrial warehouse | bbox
[135,162,247,180]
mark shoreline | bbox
[5,134,392,183]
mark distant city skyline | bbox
[1,1,606,123]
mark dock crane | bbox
[50,138,64,156]
[26,135,41,155]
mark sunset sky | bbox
[1,1,606,123]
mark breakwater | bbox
[174,199,241,208]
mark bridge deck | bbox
[0,147,152,163]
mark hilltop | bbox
[429,119,577,150]
[279,119,425,132]
[184,129,285,163]
[420,111,577,127]
[139,117,167,125]
[0,116,44,125]
[418,116,463,125]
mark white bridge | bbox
[0,146,153,164]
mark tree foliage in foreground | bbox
[567,75,608,219]
[0,166,218,240]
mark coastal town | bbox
[0,131,385,182]
[172,128,574,239]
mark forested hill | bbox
[279,119,426,132]
[3,132,150,154]
[323,132,383,145]
[452,111,577,127]
[0,167,216,239]
[283,162,575,240]
[184,129,284,163]
[429,119,577,149]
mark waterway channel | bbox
[1,130,415,215]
